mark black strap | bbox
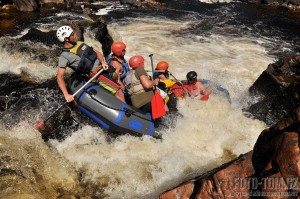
[110,57,124,65]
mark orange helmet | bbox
[157,61,169,70]
[111,42,126,56]
[129,56,144,68]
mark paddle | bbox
[149,54,166,119]
[35,68,104,131]
[169,73,180,82]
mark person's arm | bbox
[116,69,125,91]
[94,49,109,70]
[158,73,167,80]
[140,75,159,89]
[57,67,74,102]
[109,60,122,79]
[136,67,158,89]
[109,60,125,90]
[195,82,212,95]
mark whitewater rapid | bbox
[2,1,295,198]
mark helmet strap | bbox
[113,54,124,59]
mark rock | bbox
[158,107,300,198]
[39,0,64,4]
[0,136,83,198]
[158,182,194,199]
[19,28,60,46]
[1,0,13,6]
[2,4,16,9]
[12,0,38,11]
[245,55,300,125]
[120,0,165,8]
[90,17,113,57]
[289,0,300,5]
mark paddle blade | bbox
[151,90,166,119]
[200,94,210,101]
[35,121,45,130]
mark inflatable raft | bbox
[68,75,229,139]
[68,74,168,139]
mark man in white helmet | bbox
[56,25,125,103]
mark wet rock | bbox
[39,0,64,4]
[20,28,60,46]
[0,0,14,6]
[0,136,83,198]
[240,0,300,10]
[120,0,165,8]
[288,0,300,6]
[159,107,300,198]
[244,0,261,3]
[2,4,16,9]
[245,55,300,126]
[90,17,113,57]
[12,0,38,11]
[159,152,255,199]
[158,181,194,199]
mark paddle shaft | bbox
[149,54,155,79]
[40,68,104,124]
[170,73,179,82]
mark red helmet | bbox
[111,42,126,56]
[157,61,169,70]
[129,56,144,68]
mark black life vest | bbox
[63,41,98,74]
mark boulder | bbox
[289,0,300,5]
[120,0,165,8]
[89,17,113,57]
[1,0,13,6]
[12,0,38,11]
[39,0,64,3]
[245,55,300,126]
[158,107,300,198]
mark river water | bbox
[0,0,299,198]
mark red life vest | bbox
[170,83,196,98]
[182,84,196,93]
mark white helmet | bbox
[56,26,73,43]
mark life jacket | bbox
[170,81,196,98]
[170,83,186,98]
[123,70,132,90]
[63,41,97,74]
[126,70,146,95]
[159,79,176,88]
[153,69,169,80]
[106,54,130,80]
[182,82,197,93]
